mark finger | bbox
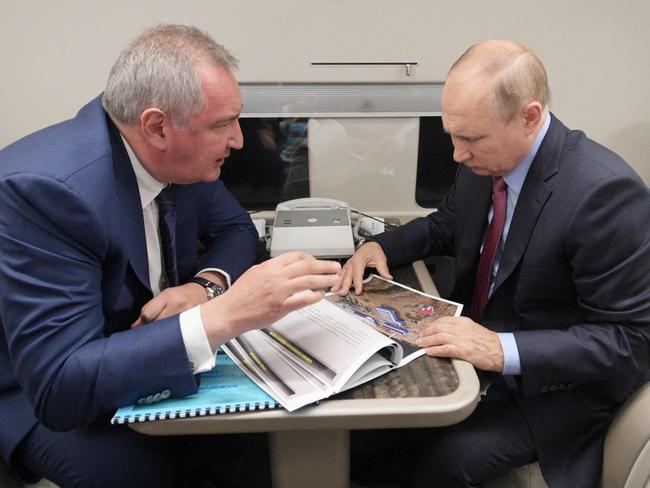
[130,317,145,329]
[348,256,375,295]
[283,273,342,297]
[265,251,338,277]
[418,329,462,348]
[327,273,342,292]
[420,323,445,337]
[330,279,342,294]
[282,289,327,312]
[139,300,166,325]
[334,265,355,295]
[330,265,348,293]
[423,344,457,359]
[281,255,341,279]
[265,250,312,267]
[420,317,458,336]
[416,331,444,348]
[418,325,435,338]
[351,264,367,295]
[372,259,393,281]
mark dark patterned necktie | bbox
[470,176,507,323]
[156,185,179,288]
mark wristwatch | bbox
[356,235,377,250]
[188,277,225,300]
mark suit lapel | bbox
[492,115,564,293]
[107,116,151,290]
[454,170,493,291]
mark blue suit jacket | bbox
[375,115,650,487]
[0,96,258,463]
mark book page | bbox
[343,351,396,390]
[325,274,463,366]
[225,336,326,412]
[224,296,399,411]
[262,298,397,392]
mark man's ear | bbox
[522,102,543,135]
[140,108,168,150]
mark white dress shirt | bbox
[491,114,551,375]
[122,137,228,373]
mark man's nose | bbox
[229,120,244,150]
[452,141,470,163]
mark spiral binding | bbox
[112,401,279,424]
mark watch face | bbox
[190,277,224,300]
[206,283,224,300]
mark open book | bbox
[223,275,463,411]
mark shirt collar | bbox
[504,113,551,195]
[120,135,166,209]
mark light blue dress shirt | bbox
[491,114,551,375]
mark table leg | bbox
[269,429,349,488]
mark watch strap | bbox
[188,277,224,300]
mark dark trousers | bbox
[13,420,270,488]
[352,393,537,488]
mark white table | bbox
[131,261,480,487]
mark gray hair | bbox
[102,24,238,128]
[450,39,550,123]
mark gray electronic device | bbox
[270,198,355,258]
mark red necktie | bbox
[470,176,507,323]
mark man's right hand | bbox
[331,241,392,296]
[200,251,341,350]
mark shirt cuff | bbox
[496,332,521,375]
[179,305,216,374]
[196,268,232,288]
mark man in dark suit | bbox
[0,25,340,487]
[337,39,650,487]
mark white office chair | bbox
[602,382,650,488]
[486,381,650,488]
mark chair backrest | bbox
[486,381,650,488]
[484,462,548,488]
[602,381,650,488]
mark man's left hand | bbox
[416,316,504,372]
[130,283,207,328]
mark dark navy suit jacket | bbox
[0,96,258,463]
[375,115,650,487]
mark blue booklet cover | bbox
[111,349,280,424]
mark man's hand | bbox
[131,283,207,328]
[200,251,341,349]
[416,316,505,373]
[331,241,393,296]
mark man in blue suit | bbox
[339,40,650,487]
[0,25,340,487]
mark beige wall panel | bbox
[2,0,648,188]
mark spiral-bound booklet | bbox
[111,349,280,424]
